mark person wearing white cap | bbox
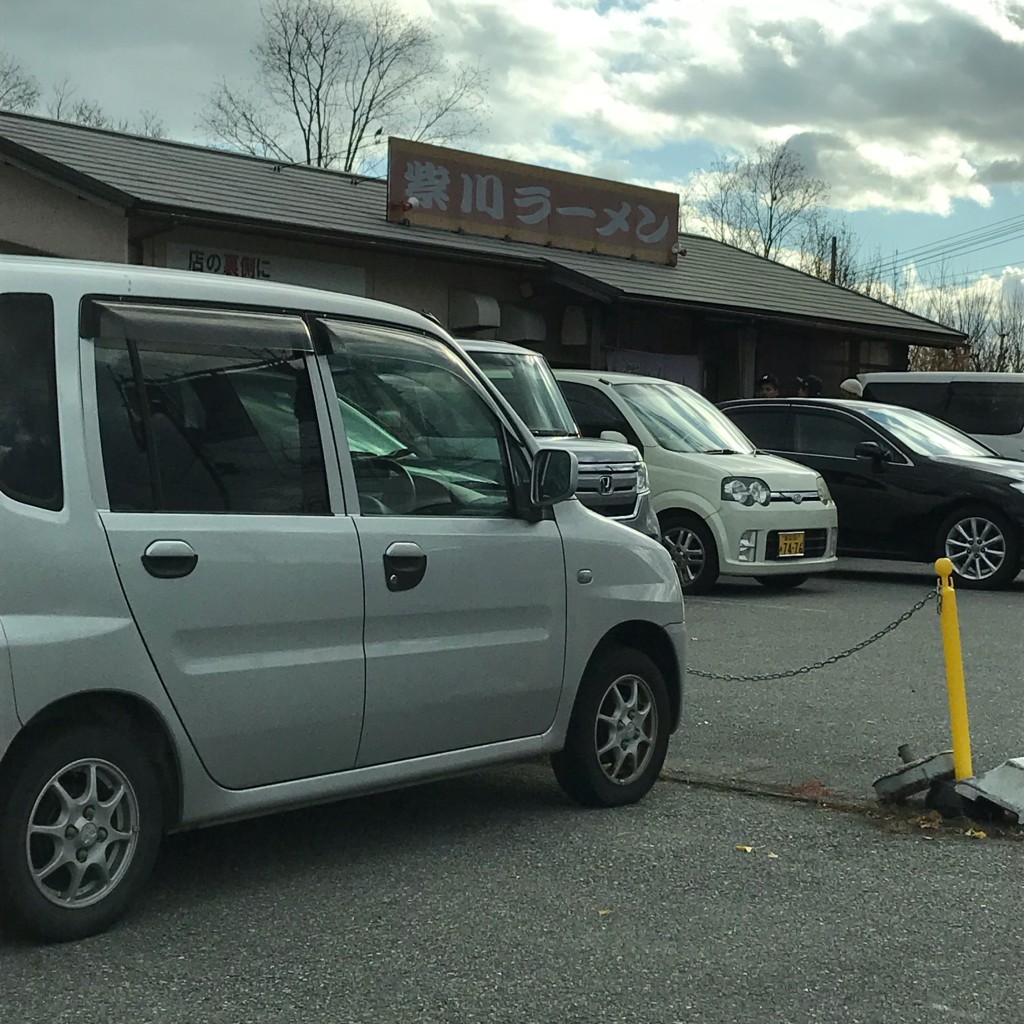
[840,377,863,397]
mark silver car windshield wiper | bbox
[702,448,741,454]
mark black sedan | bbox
[719,397,1024,588]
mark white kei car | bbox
[554,371,839,592]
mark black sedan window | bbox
[794,411,876,458]
[725,407,793,451]
[862,405,995,458]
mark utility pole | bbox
[829,235,838,284]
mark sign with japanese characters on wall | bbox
[166,244,366,296]
[606,349,703,390]
[387,139,680,266]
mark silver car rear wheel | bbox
[26,758,141,909]
[0,725,163,942]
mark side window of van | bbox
[945,383,1024,436]
[862,382,948,418]
[91,304,329,515]
[0,294,62,511]
[319,322,514,518]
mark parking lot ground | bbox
[4,763,1023,1024]
[669,558,1024,804]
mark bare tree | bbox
[202,0,489,172]
[202,83,291,161]
[46,78,166,137]
[690,142,829,261]
[983,288,1024,372]
[798,214,860,288]
[0,51,39,112]
[912,272,992,371]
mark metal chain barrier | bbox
[689,586,938,682]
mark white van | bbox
[858,371,1024,460]
[0,257,685,941]
[554,371,839,593]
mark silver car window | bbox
[91,305,329,514]
[319,322,515,518]
[0,293,62,511]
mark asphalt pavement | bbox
[672,558,1024,801]
[3,762,1022,1024]
[4,558,1024,1022]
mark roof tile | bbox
[0,112,961,341]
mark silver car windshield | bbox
[615,381,756,454]
[861,405,996,458]
[468,350,579,437]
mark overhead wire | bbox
[867,214,1024,277]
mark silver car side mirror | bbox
[530,449,578,508]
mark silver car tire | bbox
[0,723,163,943]
[552,646,671,808]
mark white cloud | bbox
[5,0,1024,217]
[420,0,1024,214]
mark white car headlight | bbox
[636,460,650,494]
[722,476,771,507]
[816,475,832,505]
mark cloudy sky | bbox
[5,0,1024,290]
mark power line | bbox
[868,216,1024,276]
[901,233,1024,275]
[968,258,1024,276]
[872,209,1024,262]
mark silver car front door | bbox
[317,322,567,767]
[86,303,365,790]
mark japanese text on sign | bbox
[387,139,680,266]
[185,248,272,280]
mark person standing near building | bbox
[839,377,864,397]
[755,373,780,398]
[796,374,823,398]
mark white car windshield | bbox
[861,405,996,458]
[468,350,579,437]
[615,381,756,454]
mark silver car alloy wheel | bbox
[944,516,1007,581]
[662,526,705,585]
[26,758,141,909]
[594,674,658,785]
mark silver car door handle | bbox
[142,540,199,580]
[383,541,427,592]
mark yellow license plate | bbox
[777,531,805,557]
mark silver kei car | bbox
[0,257,686,942]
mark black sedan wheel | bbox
[937,507,1020,589]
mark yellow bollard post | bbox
[934,557,973,781]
